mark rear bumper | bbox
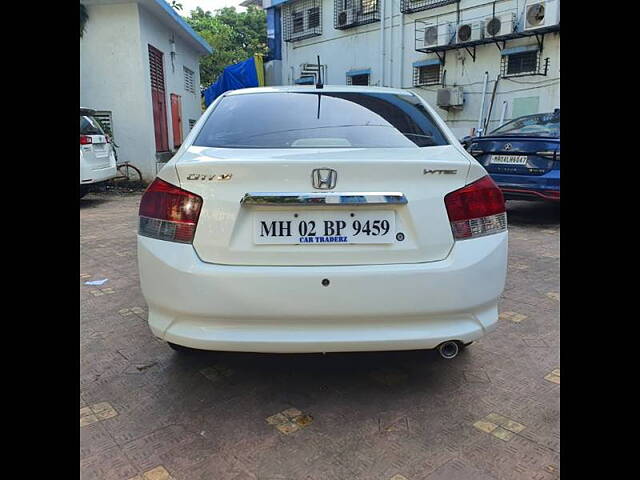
[138,232,508,353]
[80,164,117,185]
[490,171,560,202]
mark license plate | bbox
[490,155,528,165]
[254,211,396,245]
[93,144,109,158]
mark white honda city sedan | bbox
[137,86,507,359]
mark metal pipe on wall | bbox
[380,0,385,87]
[499,101,508,127]
[477,71,488,136]
[399,10,405,88]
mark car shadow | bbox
[506,200,560,228]
[80,196,109,209]
[168,347,475,402]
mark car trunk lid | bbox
[175,145,471,266]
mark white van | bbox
[80,108,117,198]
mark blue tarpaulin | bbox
[202,56,262,107]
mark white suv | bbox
[80,108,117,198]
[137,86,507,359]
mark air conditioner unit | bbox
[437,87,464,109]
[456,21,484,43]
[484,13,516,37]
[337,8,357,27]
[424,23,454,48]
[523,0,560,31]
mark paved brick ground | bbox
[80,193,559,480]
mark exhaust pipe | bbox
[438,341,460,359]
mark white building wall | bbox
[80,3,150,176]
[276,0,559,138]
[80,2,205,181]
[138,4,203,157]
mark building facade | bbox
[80,0,212,181]
[264,0,559,138]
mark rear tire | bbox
[79,187,88,199]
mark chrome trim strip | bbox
[240,192,408,206]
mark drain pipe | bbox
[399,9,405,88]
[477,71,488,136]
[498,100,508,127]
[380,0,385,86]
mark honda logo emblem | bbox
[311,168,337,190]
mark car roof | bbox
[223,85,414,97]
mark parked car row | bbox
[461,110,560,202]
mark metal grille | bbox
[189,119,196,130]
[413,64,442,86]
[93,111,113,137]
[501,51,549,77]
[283,0,322,42]
[346,73,369,85]
[334,0,380,30]
[184,66,195,93]
[148,45,165,92]
[400,0,458,15]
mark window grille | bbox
[283,0,322,42]
[400,0,458,15]
[334,0,380,30]
[346,73,370,85]
[413,64,442,86]
[184,66,195,93]
[501,50,549,77]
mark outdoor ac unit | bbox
[484,13,516,37]
[337,8,357,27]
[437,87,464,109]
[523,0,559,31]
[456,21,484,43]
[424,23,454,48]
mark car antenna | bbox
[315,55,323,89]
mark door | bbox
[148,45,169,152]
[170,94,183,148]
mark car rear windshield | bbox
[193,92,449,148]
[80,115,105,135]
[490,111,560,137]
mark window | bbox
[193,92,449,149]
[308,7,320,28]
[505,51,538,76]
[93,111,113,136]
[292,11,304,32]
[400,0,458,15]
[346,70,370,85]
[348,74,369,86]
[490,111,559,138]
[184,66,195,93]
[80,115,105,135]
[283,0,322,42]
[413,64,441,86]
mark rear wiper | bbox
[402,133,437,146]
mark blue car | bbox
[463,110,560,202]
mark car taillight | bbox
[80,135,92,145]
[138,178,203,243]
[444,175,506,240]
